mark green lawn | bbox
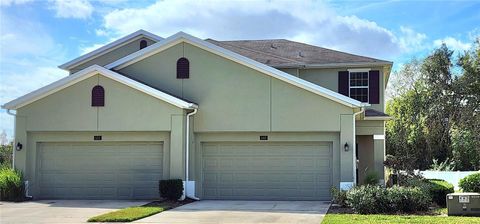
[322,214,480,224]
[87,204,168,222]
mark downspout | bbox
[184,108,200,200]
[352,106,365,186]
[6,109,32,199]
[6,109,16,169]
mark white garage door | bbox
[202,142,332,200]
[37,142,163,199]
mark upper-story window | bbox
[338,69,380,104]
[349,71,369,102]
[91,85,105,107]
[140,40,148,49]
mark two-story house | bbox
[2,30,392,200]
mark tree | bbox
[386,39,480,171]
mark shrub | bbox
[426,179,454,207]
[159,179,183,200]
[346,185,430,214]
[363,171,380,185]
[331,187,347,207]
[459,172,480,192]
[0,167,23,201]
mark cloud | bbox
[433,37,472,52]
[397,26,427,52]
[99,0,422,59]
[50,0,93,19]
[0,13,55,57]
[0,11,68,138]
[0,0,33,6]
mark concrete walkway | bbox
[135,200,331,224]
[0,200,148,224]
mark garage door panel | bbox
[202,142,332,200]
[37,142,163,200]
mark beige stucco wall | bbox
[356,120,386,185]
[120,42,355,133]
[357,135,374,184]
[278,67,386,112]
[69,37,157,73]
[13,74,187,179]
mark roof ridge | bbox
[207,39,303,65]
[277,39,392,63]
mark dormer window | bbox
[91,85,105,107]
[176,57,189,79]
[140,40,148,49]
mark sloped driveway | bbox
[0,200,148,224]
[135,200,330,224]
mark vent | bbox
[177,57,190,79]
[91,85,105,107]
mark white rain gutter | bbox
[5,109,32,199]
[352,107,365,185]
[184,108,199,200]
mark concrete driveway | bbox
[135,200,330,224]
[0,200,148,224]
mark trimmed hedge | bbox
[346,185,430,214]
[426,179,454,207]
[0,167,23,201]
[459,172,480,192]
[159,179,183,200]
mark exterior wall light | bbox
[344,142,349,151]
[16,142,23,151]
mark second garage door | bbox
[202,142,332,200]
[37,142,163,199]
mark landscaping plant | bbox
[346,185,430,214]
[459,172,480,192]
[331,187,348,207]
[426,179,454,207]
[159,179,183,200]
[363,171,380,186]
[0,167,23,201]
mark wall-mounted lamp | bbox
[344,142,349,152]
[16,142,23,151]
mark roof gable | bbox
[106,32,367,108]
[2,65,197,110]
[59,30,163,70]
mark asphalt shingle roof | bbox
[206,39,391,67]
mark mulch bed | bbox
[328,204,446,216]
[143,198,195,210]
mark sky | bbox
[0,0,479,140]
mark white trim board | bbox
[59,30,163,70]
[105,31,366,108]
[2,65,198,110]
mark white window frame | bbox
[348,69,370,103]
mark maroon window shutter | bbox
[369,70,380,104]
[338,71,349,96]
[177,57,190,79]
[91,85,105,107]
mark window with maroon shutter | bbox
[349,71,369,102]
[177,57,189,79]
[368,70,380,104]
[91,85,104,107]
[338,71,349,96]
[140,40,148,49]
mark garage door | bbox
[202,142,332,200]
[37,142,163,199]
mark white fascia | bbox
[59,30,163,70]
[106,31,365,108]
[2,65,197,110]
